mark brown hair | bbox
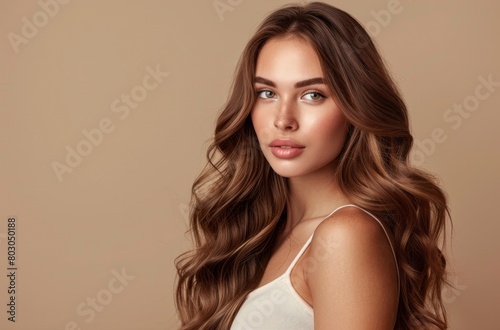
[175,2,450,329]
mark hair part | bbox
[175,2,451,329]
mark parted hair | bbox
[175,2,450,329]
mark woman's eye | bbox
[257,90,276,99]
[303,91,325,101]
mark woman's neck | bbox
[284,167,348,233]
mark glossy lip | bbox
[269,139,305,148]
[269,139,305,159]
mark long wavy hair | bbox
[175,2,451,329]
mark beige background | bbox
[1,0,498,329]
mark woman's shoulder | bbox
[312,205,391,245]
[305,205,399,327]
[309,205,396,267]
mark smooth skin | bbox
[251,36,399,329]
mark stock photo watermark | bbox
[63,267,135,330]
[7,0,74,54]
[213,0,244,21]
[411,73,499,165]
[5,217,18,323]
[442,275,467,304]
[338,0,413,57]
[178,203,190,223]
[214,0,411,29]
[363,0,409,37]
[231,288,286,329]
[51,64,169,183]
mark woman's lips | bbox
[269,139,305,159]
[270,146,304,159]
[269,139,304,148]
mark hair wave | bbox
[175,2,451,329]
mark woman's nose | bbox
[274,99,298,131]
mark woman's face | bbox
[251,36,348,179]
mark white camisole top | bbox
[230,204,400,330]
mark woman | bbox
[176,2,450,329]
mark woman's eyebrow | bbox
[254,76,276,87]
[295,77,325,88]
[254,76,325,88]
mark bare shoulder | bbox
[309,205,397,277]
[312,206,392,248]
[306,206,399,329]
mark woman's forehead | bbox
[255,37,324,87]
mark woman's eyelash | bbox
[254,89,326,99]
[255,89,275,98]
[303,90,326,99]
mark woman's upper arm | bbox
[307,208,399,330]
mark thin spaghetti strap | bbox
[284,204,401,299]
[284,204,359,275]
[336,204,401,299]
